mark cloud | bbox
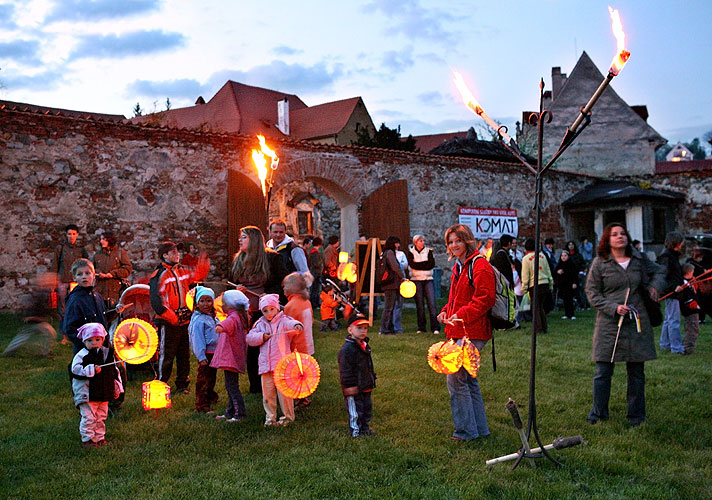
[272,45,303,56]
[69,30,186,60]
[0,39,42,66]
[363,0,460,45]
[206,60,344,95]
[418,91,444,106]
[0,68,66,92]
[126,78,203,100]
[381,46,414,73]
[0,3,16,28]
[45,0,160,23]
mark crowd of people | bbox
[33,219,709,447]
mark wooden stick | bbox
[611,288,630,363]
[657,273,712,302]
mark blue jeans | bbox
[380,290,397,334]
[589,361,645,424]
[393,294,404,333]
[660,298,683,353]
[446,339,489,440]
[415,280,440,332]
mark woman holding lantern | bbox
[437,224,495,441]
[229,226,288,394]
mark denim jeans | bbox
[393,294,404,333]
[589,361,646,423]
[415,280,440,332]
[380,290,398,334]
[660,298,683,353]
[446,338,489,440]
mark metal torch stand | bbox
[488,79,590,469]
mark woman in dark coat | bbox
[566,240,587,309]
[379,236,404,335]
[585,223,665,426]
[554,250,579,319]
[229,226,288,393]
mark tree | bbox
[685,138,708,160]
[132,102,143,117]
[165,97,171,111]
[352,123,418,151]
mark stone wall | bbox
[3,106,706,311]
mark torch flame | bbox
[252,149,268,197]
[258,134,279,170]
[452,70,484,116]
[607,6,630,76]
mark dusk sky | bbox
[1,0,710,148]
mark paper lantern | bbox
[69,281,78,292]
[337,262,358,283]
[400,280,416,298]
[185,287,196,311]
[273,352,321,399]
[113,318,158,364]
[214,294,227,321]
[427,340,463,374]
[142,380,172,410]
[338,251,349,264]
[461,338,481,378]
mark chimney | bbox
[277,98,290,135]
[551,67,567,100]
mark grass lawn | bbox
[1,306,711,500]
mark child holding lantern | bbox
[69,323,123,447]
[283,272,315,408]
[188,286,219,413]
[246,294,303,426]
[319,284,341,331]
[211,290,250,422]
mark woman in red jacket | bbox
[437,224,496,441]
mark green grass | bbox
[1,306,711,499]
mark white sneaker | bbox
[433,330,440,335]
[561,316,569,319]
[571,316,576,320]
[416,330,424,334]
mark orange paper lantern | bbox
[427,340,463,374]
[185,287,196,311]
[461,338,481,378]
[337,262,358,283]
[214,294,227,321]
[400,280,416,298]
[142,380,172,410]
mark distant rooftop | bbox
[0,99,126,122]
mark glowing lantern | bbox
[185,287,196,311]
[113,318,158,365]
[427,340,463,375]
[142,380,171,412]
[273,351,321,399]
[214,294,228,321]
[461,337,482,378]
[69,281,78,292]
[337,262,358,283]
[400,279,416,298]
[338,251,349,264]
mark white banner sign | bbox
[458,207,518,239]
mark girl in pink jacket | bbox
[246,294,303,426]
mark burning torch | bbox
[252,135,280,213]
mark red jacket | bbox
[441,253,496,340]
[149,258,209,325]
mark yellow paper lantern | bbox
[400,280,416,298]
[338,251,349,264]
[337,262,358,283]
[142,380,172,411]
[427,340,463,374]
[214,294,227,322]
[185,287,196,311]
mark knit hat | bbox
[222,290,249,310]
[77,322,107,341]
[258,293,280,311]
[347,313,369,328]
[194,286,215,303]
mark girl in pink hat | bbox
[246,294,303,426]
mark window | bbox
[652,208,666,244]
[297,211,312,235]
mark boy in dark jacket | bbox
[61,259,107,355]
[337,313,377,437]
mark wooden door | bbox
[227,170,267,263]
[360,179,410,245]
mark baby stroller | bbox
[109,284,156,378]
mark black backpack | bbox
[375,251,393,285]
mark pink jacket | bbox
[210,311,248,373]
[246,311,303,374]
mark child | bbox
[680,264,701,355]
[319,284,341,331]
[61,259,107,355]
[189,286,219,413]
[211,290,250,422]
[246,294,303,426]
[69,323,123,447]
[283,272,315,408]
[338,313,377,438]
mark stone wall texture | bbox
[1,107,708,311]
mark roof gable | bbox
[290,96,362,140]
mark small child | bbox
[680,264,701,355]
[283,273,315,408]
[320,284,341,331]
[61,259,107,355]
[211,290,250,422]
[246,294,303,427]
[188,286,219,413]
[69,323,123,448]
[337,313,377,438]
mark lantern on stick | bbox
[461,337,481,378]
[142,380,172,415]
[427,339,463,375]
[400,279,416,298]
[337,262,358,283]
[273,351,321,399]
[112,318,159,365]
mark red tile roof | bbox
[290,97,362,140]
[656,159,712,174]
[0,99,126,122]
[411,131,469,153]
